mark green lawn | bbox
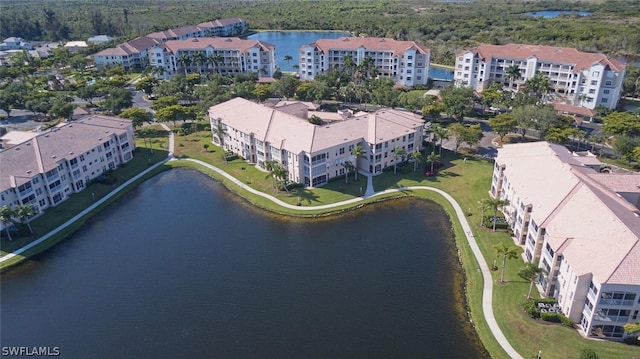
[2,124,638,358]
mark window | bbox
[591,80,597,85]
[604,80,612,86]
[601,98,608,103]
[603,89,610,94]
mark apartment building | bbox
[149,37,276,80]
[299,37,430,87]
[208,98,425,187]
[491,142,640,340]
[0,116,135,220]
[454,44,626,110]
[93,36,161,70]
[93,17,247,70]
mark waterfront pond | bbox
[0,169,489,358]
[247,31,454,81]
[526,10,592,18]
[248,31,350,72]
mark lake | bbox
[0,169,488,358]
[248,31,350,72]
[526,10,592,18]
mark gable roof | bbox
[463,43,626,73]
[497,141,640,285]
[162,37,274,54]
[309,37,429,56]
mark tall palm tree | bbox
[426,152,440,173]
[350,144,366,181]
[192,51,206,75]
[15,204,37,234]
[283,55,293,69]
[264,160,280,191]
[433,125,449,156]
[176,53,192,76]
[494,244,520,284]
[478,198,490,226]
[393,147,406,174]
[212,118,228,163]
[485,196,511,232]
[410,150,422,172]
[518,260,548,299]
[342,161,355,184]
[506,65,521,91]
[0,205,15,241]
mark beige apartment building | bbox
[491,142,640,340]
[208,98,425,187]
[93,18,247,70]
[299,37,430,87]
[149,38,276,80]
[454,44,626,110]
[0,116,135,222]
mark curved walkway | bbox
[182,157,523,358]
[1,123,523,358]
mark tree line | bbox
[2,0,640,65]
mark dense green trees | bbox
[3,0,639,66]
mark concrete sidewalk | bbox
[2,125,524,358]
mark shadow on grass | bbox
[292,188,321,205]
[137,128,171,138]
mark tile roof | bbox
[464,43,626,73]
[497,141,640,285]
[209,98,423,155]
[309,37,429,56]
[95,36,159,56]
[554,103,597,117]
[0,116,132,193]
[198,18,245,28]
[147,25,202,40]
[162,37,274,54]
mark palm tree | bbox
[485,196,511,232]
[518,260,548,299]
[342,161,355,184]
[212,118,228,163]
[410,150,422,172]
[478,198,490,227]
[264,160,283,191]
[350,144,366,181]
[494,244,520,284]
[393,147,406,174]
[15,204,37,234]
[176,53,192,76]
[283,55,293,69]
[506,65,521,91]
[0,205,15,241]
[191,51,206,75]
[426,152,440,173]
[432,125,449,156]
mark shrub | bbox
[541,312,562,323]
[522,300,540,319]
[560,315,574,327]
[623,336,640,346]
[579,348,599,359]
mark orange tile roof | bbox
[463,43,626,72]
[310,37,429,57]
[198,18,245,28]
[553,103,597,117]
[162,37,274,54]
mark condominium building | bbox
[454,44,626,110]
[149,38,276,80]
[0,116,135,220]
[93,17,247,70]
[299,37,430,87]
[208,98,425,187]
[93,36,161,70]
[491,141,640,340]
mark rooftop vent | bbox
[51,155,56,158]
[69,152,73,155]
[26,170,31,174]
[14,147,20,151]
